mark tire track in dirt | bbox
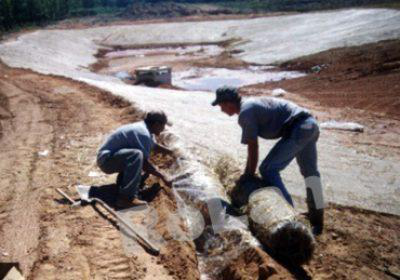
[0,63,200,279]
[0,76,48,274]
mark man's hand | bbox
[162,177,173,188]
[238,173,256,185]
[143,160,173,188]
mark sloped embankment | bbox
[0,62,200,279]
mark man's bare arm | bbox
[245,138,259,176]
[143,159,172,187]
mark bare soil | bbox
[0,61,292,280]
[241,39,400,117]
[0,62,199,280]
[279,40,400,120]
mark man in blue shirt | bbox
[97,110,173,208]
[212,87,324,235]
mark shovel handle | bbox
[55,188,160,255]
[56,188,76,204]
[92,198,160,255]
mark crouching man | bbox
[212,87,324,235]
[97,110,173,208]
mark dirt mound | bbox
[278,39,400,120]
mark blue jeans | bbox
[259,116,320,206]
[97,148,143,200]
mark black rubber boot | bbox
[116,172,123,187]
[140,172,150,187]
[306,188,324,235]
[117,172,148,188]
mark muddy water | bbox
[105,45,223,59]
[101,45,224,75]
[173,67,305,92]
[101,45,305,91]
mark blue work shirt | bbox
[238,97,309,144]
[97,121,155,164]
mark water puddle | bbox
[101,44,305,91]
[114,71,133,80]
[106,45,223,59]
[173,67,305,92]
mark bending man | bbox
[97,110,173,208]
[212,87,324,234]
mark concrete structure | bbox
[134,66,172,85]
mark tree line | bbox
[0,0,134,31]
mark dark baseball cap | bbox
[211,86,239,106]
[144,110,172,126]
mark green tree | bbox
[82,0,95,8]
[57,0,70,19]
[0,0,14,30]
[27,0,47,22]
[116,0,130,7]
[46,0,58,20]
[12,0,30,24]
[101,0,115,6]
[68,0,83,10]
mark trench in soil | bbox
[90,41,312,279]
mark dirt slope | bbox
[280,39,400,120]
[0,61,292,280]
[0,62,199,280]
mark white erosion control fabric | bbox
[1,9,400,70]
[1,9,400,214]
[321,121,365,132]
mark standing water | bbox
[103,45,305,91]
[173,67,305,92]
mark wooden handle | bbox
[56,188,160,255]
[56,188,76,204]
[92,198,160,255]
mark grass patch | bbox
[368,2,400,9]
